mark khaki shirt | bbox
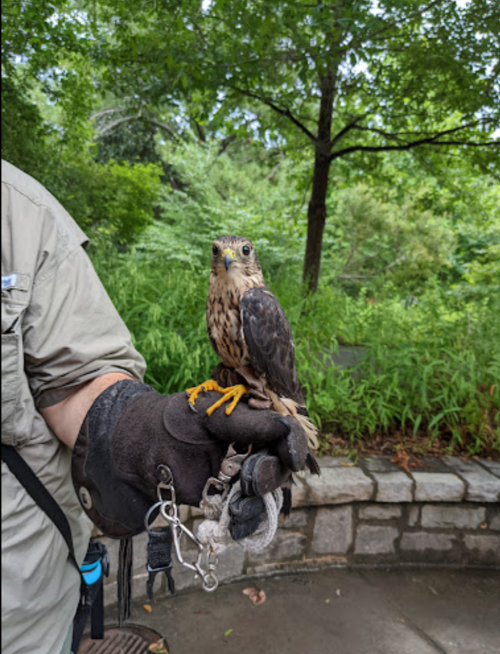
[1,160,146,654]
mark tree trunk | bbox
[303,72,335,292]
[303,148,332,292]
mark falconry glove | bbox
[72,380,318,540]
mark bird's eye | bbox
[242,245,251,256]
[212,245,219,256]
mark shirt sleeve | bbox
[23,240,146,409]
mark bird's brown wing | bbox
[240,286,305,406]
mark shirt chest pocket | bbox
[2,274,31,445]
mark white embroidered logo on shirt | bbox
[2,274,17,290]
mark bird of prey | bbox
[186,235,318,450]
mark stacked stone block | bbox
[101,455,500,605]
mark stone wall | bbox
[101,455,500,605]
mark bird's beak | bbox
[222,249,236,271]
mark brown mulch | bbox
[318,427,500,465]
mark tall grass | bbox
[91,246,499,457]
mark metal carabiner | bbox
[202,572,219,592]
[219,443,252,483]
[144,501,166,533]
[193,551,219,592]
[145,470,221,593]
[160,500,179,524]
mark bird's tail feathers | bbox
[296,413,319,451]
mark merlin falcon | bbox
[186,235,319,450]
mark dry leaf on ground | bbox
[243,586,266,605]
[143,604,153,613]
[148,638,168,653]
[391,449,412,475]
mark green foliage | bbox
[1,77,49,179]
[91,244,499,457]
[463,243,500,298]
[90,246,219,394]
[88,143,499,456]
[92,0,500,145]
[2,0,91,76]
[323,184,455,294]
[95,118,163,166]
[138,139,306,279]
[2,0,499,457]
[2,0,95,147]
[290,284,499,455]
[46,156,163,244]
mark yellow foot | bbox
[186,380,249,416]
[205,384,249,416]
[186,380,227,409]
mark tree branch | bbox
[350,124,409,144]
[267,150,285,180]
[95,113,181,142]
[227,85,317,142]
[345,0,446,52]
[330,121,497,160]
[91,107,125,121]
[330,115,367,148]
[144,117,182,142]
[218,134,237,156]
[96,116,135,135]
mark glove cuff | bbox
[72,380,157,538]
[71,382,229,538]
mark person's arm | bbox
[40,372,133,449]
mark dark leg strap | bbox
[118,537,133,626]
[71,540,109,653]
[90,581,104,639]
[71,583,91,653]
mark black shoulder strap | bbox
[1,443,83,580]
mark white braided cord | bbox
[196,481,283,555]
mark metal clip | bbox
[159,502,219,592]
[156,465,175,503]
[219,443,252,483]
[199,444,252,519]
[200,477,229,521]
[144,473,220,593]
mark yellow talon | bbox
[206,384,249,416]
[186,380,249,416]
[186,380,227,408]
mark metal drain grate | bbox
[77,623,168,654]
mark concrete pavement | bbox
[118,567,500,654]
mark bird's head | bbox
[210,235,264,283]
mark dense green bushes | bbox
[292,286,500,455]
[83,139,499,457]
[3,0,498,459]
[4,114,499,454]
[91,242,499,457]
[47,157,163,244]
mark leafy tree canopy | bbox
[85,0,500,288]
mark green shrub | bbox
[292,284,500,455]
[47,157,163,245]
[91,244,499,457]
